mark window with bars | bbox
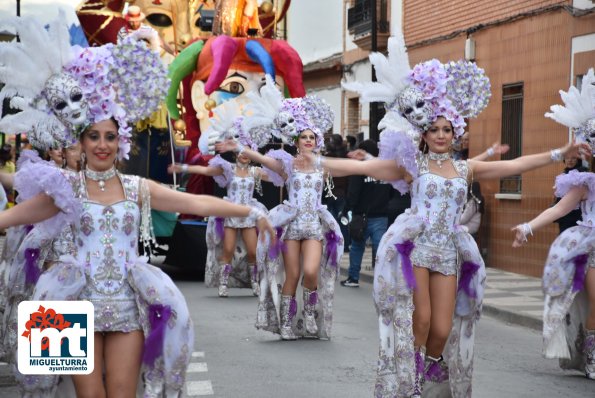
[499,83,524,193]
[347,97,360,136]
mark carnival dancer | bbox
[215,76,342,340]
[512,68,595,381]
[0,15,275,397]
[168,104,270,297]
[299,34,590,397]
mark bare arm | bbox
[471,142,510,161]
[319,156,407,180]
[0,193,60,230]
[167,163,223,177]
[215,140,286,178]
[512,185,585,247]
[471,141,590,180]
[0,171,14,189]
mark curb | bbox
[339,268,543,332]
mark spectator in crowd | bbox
[346,135,357,152]
[324,134,350,251]
[341,139,392,287]
[0,144,15,174]
[554,154,589,233]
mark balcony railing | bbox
[347,0,389,37]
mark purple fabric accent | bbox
[395,240,416,290]
[425,358,449,383]
[25,225,34,234]
[415,350,425,374]
[215,217,225,240]
[252,264,258,279]
[457,261,480,298]
[308,290,318,306]
[555,170,595,201]
[24,248,41,286]
[142,304,173,367]
[572,253,588,292]
[378,130,419,194]
[288,297,297,319]
[222,264,232,276]
[268,227,286,259]
[325,230,339,267]
[208,155,234,188]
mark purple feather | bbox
[325,230,340,267]
[268,227,286,259]
[142,304,172,367]
[572,253,588,292]
[215,217,225,240]
[395,240,416,290]
[457,261,480,298]
[24,248,41,286]
[289,297,297,319]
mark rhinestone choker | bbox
[236,162,250,170]
[85,166,117,191]
[427,151,451,168]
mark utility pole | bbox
[15,0,21,155]
[369,0,379,142]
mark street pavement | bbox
[0,246,592,397]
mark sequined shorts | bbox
[588,252,595,268]
[92,298,142,332]
[225,216,256,229]
[410,242,458,276]
[284,218,323,241]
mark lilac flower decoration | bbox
[445,60,491,119]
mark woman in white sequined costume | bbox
[0,118,275,397]
[304,115,589,397]
[512,68,595,381]
[168,152,270,297]
[216,129,343,341]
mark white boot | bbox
[585,329,595,380]
[218,263,232,297]
[279,295,297,340]
[302,287,318,335]
[411,347,426,398]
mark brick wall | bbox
[403,0,570,46]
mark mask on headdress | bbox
[43,74,89,129]
[396,87,434,130]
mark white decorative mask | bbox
[43,74,88,129]
[275,111,297,141]
[396,87,434,130]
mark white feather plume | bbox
[545,68,595,128]
[241,74,283,133]
[342,33,411,104]
[198,101,242,154]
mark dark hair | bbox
[325,134,347,158]
[80,117,120,140]
[346,135,356,148]
[358,139,379,157]
[0,144,12,164]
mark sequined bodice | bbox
[227,169,255,205]
[288,169,324,221]
[74,173,141,298]
[410,157,468,245]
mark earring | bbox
[80,152,86,169]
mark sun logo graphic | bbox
[18,301,94,375]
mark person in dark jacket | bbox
[341,139,392,287]
[323,134,350,250]
[554,155,589,233]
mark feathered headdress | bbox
[342,31,490,138]
[0,14,168,159]
[546,68,595,153]
[241,75,334,149]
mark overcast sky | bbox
[0,0,81,28]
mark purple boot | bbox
[425,354,449,383]
[411,347,425,397]
[585,329,595,380]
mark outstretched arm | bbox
[0,194,60,230]
[215,140,286,178]
[512,185,585,247]
[147,180,275,240]
[471,141,590,180]
[297,153,406,180]
[168,163,223,177]
[471,142,510,161]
